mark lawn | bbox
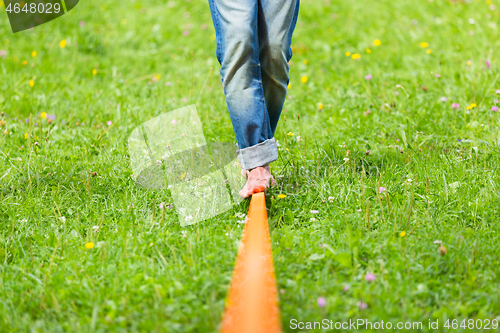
[1,0,500,332]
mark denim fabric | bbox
[208,0,300,170]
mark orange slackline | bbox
[220,192,281,333]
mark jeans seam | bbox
[208,0,223,64]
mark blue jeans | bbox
[208,0,300,170]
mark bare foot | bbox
[239,165,277,198]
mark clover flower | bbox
[365,273,376,281]
[357,301,367,310]
[317,297,326,308]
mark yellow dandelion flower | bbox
[287,82,291,89]
[420,42,429,48]
[24,133,29,139]
[318,103,323,110]
[277,194,287,199]
[154,74,160,81]
[22,60,27,66]
[373,39,381,46]
[180,173,186,180]
[31,51,37,57]
[85,242,94,249]
[303,59,308,65]
[41,112,47,119]
[399,231,406,237]
[285,148,289,151]
[471,103,477,108]
[426,49,432,54]
[466,60,472,66]
[300,75,308,83]
[345,52,351,57]
[466,105,472,110]
[60,39,67,48]
[351,53,361,60]
[92,69,97,75]
[29,80,34,87]
[366,48,372,53]
[287,132,294,136]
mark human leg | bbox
[258,0,300,135]
[208,0,278,171]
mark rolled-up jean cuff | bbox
[237,137,279,170]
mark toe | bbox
[270,177,277,187]
[253,184,266,194]
[239,188,249,198]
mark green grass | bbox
[1,0,500,331]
